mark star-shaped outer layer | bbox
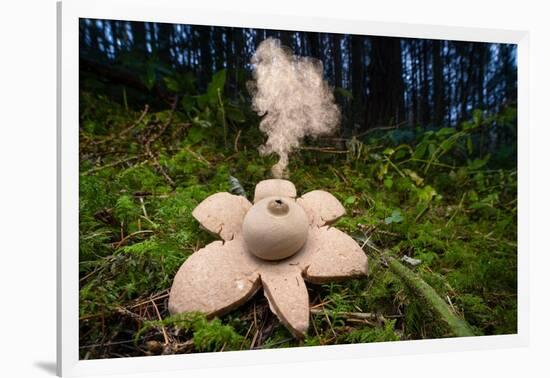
[168,179,368,338]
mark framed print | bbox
[58,0,529,376]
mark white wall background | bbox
[1,0,548,377]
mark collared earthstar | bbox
[168,179,368,338]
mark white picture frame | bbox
[57,0,529,376]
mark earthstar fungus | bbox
[168,179,368,338]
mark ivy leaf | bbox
[404,169,424,186]
[207,69,226,105]
[416,185,437,203]
[345,195,356,205]
[413,142,428,159]
[428,143,436,157]
[440,138,456,153]
[468,155,491,171]
[436,127,455,137]
[385,209,404,224]
[383,147,395,156]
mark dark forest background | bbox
[79,19,517,133]
[79,18,518,359]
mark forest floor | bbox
[78,91,517,359]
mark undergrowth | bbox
[79,74,517,359]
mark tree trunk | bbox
[365,36,405,128]
[306,32,321,59]
[280,30,294,50]
[331,34,342,89]
[157,23,173,66]
[233,28,245,92]
[411,40,418,125]
[432,39,445,126]
[501,44,517,103]
[420,40,431,126]
[131,21,147,59]
[198,26,212,85]
[213,27,225,71]
[88,19,101,51]
[351,35,365,129]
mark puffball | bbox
[242,196,308,261]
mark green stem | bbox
[217,88,227,148]
[386,157,406,177]
[383,254,475,337]
[122,87,128,111]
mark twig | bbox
[79,267,101,284]
[375,229,400,237]
[240,322,255,350]
[185,147,211,167]
[415,205,430,222]
[120,105,150,136]
[86,105,150,146]
[299,146,348,154]
[445,192,466,227]
[80,337,146,350]
[474,230,517,247]
[171,339,194,353]
[310,308,387,323]
[321,122,407,142]
[234,129,242,153]
[129,290,170,309]
[249,329,260,350]
[217,88,228,147]
[139,197,149,219]
[317,304,338,339]
[330,166,350,185]
[82,156,140,175]
[310,300,333,309]
[310,312,321,339]
[254,337,294,349]
[151,299,169,345]
[116,306,145,321]
[354,122,405,138]
[113,230,154,249]
[446,295,457,314]
[143,97,179,188]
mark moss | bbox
[78,90,517,358]
[343,320,401,344]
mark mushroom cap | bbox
[242,196,308,261]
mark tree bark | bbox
[365,36,405,128]
[331,34,342,89]
[198,26,212,84]
[131,21,147,59]
[432,39,445,126]
[214,27,225,71]
[280,30,294,50]
[420,40,431,126]
[156,23,173,66]
[411,40,418,125]
[351,35,365,128]
[306,32,320,58]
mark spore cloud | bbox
[248,38,341,178]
